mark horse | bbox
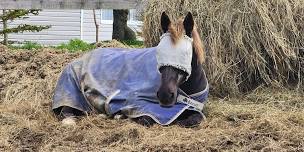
[52,12,209,127]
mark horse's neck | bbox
[180,49,207,95]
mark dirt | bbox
[0,44,303,151]
[8,127,45,152]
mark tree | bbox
[0,9,51,45]
[112,9,136,41]
[93,9,99,43]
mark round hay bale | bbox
[143,0,304,96]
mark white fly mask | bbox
[156,33,193,80]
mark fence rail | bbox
[0,0,140,9]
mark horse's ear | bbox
[161,12,171,33]
[183,12,194,37]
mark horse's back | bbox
[52,47,159,114]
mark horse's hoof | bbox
[98,114,108,119]
[62,117,77,126]
[114,114,126,120]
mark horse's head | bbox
[156,12,195,107]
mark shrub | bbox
[56,39,95,52]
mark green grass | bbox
[9,41,43,50]
[121,40,144,48]
[7,39,144,52]
[56,39,95,52]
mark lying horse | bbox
[52,12,209,127]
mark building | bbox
[0,9,142,45]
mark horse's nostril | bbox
[170,93,174,99]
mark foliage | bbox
[0,24,51,35]
[0,9,51,45]
[56,39,95,52]
[8,39,93,52]
[122,40,144,48]
[7,39,138,52]
[0,9,39,21]
[9,41,43,50]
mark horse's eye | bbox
[177,74,186,83]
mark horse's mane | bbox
[167,18,205,64]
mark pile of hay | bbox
[0,40,130,105]
[143,0,304,96]
[96,40,130,48]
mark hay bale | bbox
[143,0,304,96]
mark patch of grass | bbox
[6,39,143,52]
[56,39,95,52]
[9,41,43,50]
[121,40,144,48]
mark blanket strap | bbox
[177,95,204,111]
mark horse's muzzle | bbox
[159,103,175,108]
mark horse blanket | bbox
[52,47,209,125]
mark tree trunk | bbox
[2,10,8,45]
[112,9,136,41]
[93,9,99,43]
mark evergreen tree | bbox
[0,9,51,45]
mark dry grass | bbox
[143,0,304,96]
[0,44,303,151]
[96,39,130,48]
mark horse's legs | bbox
[175,110,203,128]
[59,106,84,126]
[59,106,83,118]
[132,116,156,127]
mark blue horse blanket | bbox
[52,47,209,125]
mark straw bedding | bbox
[0,40,303,151]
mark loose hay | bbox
[143,0,304,96]
[96,40,130,48]
[0,44,303,151]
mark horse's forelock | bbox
[167,19,205,64]
[168,18,184,44]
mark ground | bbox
[0,44,303,152]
